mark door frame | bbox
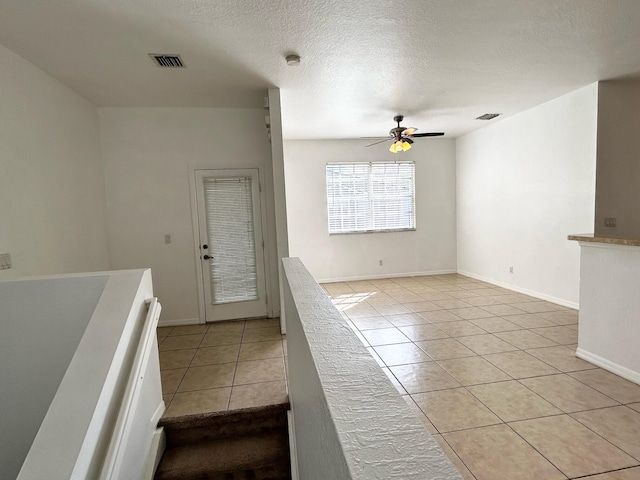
[189,165,274,324]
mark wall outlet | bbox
[509,266,514,274]
[378,260,383,266]
[0,253,12,270]
[604,217,617,228]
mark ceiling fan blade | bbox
[360,136,391,139]
[364,138,393,147]
[403,127,417,136]
[411,132,445,137]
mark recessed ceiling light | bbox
[285,54,301,66]
[476,113,500,120]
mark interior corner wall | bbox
[594,80,640,238]
[456,83,598,306]
[0,45,110,278]
[98,107,277,323]
[283,139,457,282]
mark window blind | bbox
[326,162,416,234]
[203,177,259,304]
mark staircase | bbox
[154,403,292,480]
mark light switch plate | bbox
[0,253,11,270]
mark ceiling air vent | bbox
[476,113,500,120]
[149,54,185,68]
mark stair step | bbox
[154,432,290,480]
[159,403,290,447]
[155,403,292,480]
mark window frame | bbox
[325,161,417,235]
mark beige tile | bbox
[480,304,526,316]
[483,351,560,379]
[384,312,431,327]
[582,467,640,479]
[360,327,411,346]
[345,280,376,293]
[569,369,640,404]
[364,292,397,306]
[525,345,596,372]
[431,434,477,480]
[443,424,565,480]
[373,303,412,316]
[446,307,494,320]
[191,344,240,366]
[432,299,473,309]
[421,310,463,323]
[350,316,395,330]
[467,380,562,422]
[207,321,245,335]
[244,318,281,329]
[520,374,619,412]
[536,310,579,325]
[387,291,425,303]
[242,326,283,343]
[510,415,637,478]
[509,301,564,313]
[381,367,407,395]
[467,316,521,333]
[237,340,283,362]
[490,294,531,303]
[159,333,204,351]
[228,380,288,410]
[178,363,236,392]
[344,303,381,319]
[437,356,510,386]
[164,387,231,416]
[504,313,555,329]
[447,290,482,299]
[160,368,186,394]
[157,326,173,339]
[168,324,209,336]
[162,393,173,407]
[402,396,438,434]
[531,326,577,345]
[200,330,243,347]
[403,301,445,313]
[390,362,460,394]
[415,338,476,360]
[434,320,487,337]
[373,343,432,366]
[419,292,456,302]
[159,348,197,370]
[412,388,501,433]
[398,324,449,341]
[457,334,519,355]
[233,357,285,385]
[495,330,558,349]
[571,406,640,460]
[323,282,353,295]
[629,403,640,413]
[463,296,504,307]
[469,288,506,297]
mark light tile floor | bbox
[157,317,288,417]
[156,274,640,479]
[323,274,640,480]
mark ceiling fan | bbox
[364,115,444,153]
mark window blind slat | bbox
[326,162,415,234]
[204,177,259,304]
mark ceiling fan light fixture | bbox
[401,140,412,151]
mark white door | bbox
[195,169,268,322]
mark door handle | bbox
[203,255,212,260]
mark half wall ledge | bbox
[282,256,462,480]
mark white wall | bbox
[99,107,277,323]
[594,80,640,238]
[456,84,598,307]
[283,139,457,281]
[0,45,110,277]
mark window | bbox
[326,161,416,234]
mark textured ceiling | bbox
[1,0,640,139]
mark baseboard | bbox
[144,427,166,480]
[158,317,201,327]
[576,348,640,385]
[457,270,579,310]
[316,269,457,284]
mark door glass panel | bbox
[203,176,258,304]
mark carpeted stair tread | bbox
[154,432,290,480]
